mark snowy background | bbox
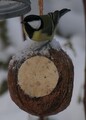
[0,0,85,120]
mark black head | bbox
[21,15,44,39]
[22,15,43,30]
[23,15,41,23]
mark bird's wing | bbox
[41,15,54,35]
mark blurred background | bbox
[0,0,85,120]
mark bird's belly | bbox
[32,31,53,42]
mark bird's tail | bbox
[59,8,71,18]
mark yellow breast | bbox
[32,30,53,42]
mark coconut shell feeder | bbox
[1,0,74,119]
[8,41,74,118]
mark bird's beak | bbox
[59,8,71,18]
[21,21,23,24]
[21,21,25,24]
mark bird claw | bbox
[34,41,51,51]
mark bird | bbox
[22,8,71,42]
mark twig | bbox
[21,16,26,41]
[39,116,45,120]
[83,0,86,119]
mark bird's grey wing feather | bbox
[41,15,53,35]
[42,25,52,35]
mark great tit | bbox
[22,8,70,42]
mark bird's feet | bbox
[34,41,51,51]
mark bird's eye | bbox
[28,20,41,29]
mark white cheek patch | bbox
[28,20,41,29]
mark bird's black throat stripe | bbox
[24,22,34,39]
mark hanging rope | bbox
[38,0,43,15]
